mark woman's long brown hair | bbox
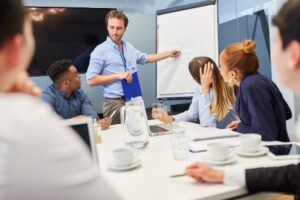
[188,56,236,120]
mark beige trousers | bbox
[103,98,125,124]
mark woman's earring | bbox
[228,78,236,87]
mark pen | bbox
[109,110,117,119]
[192,134,238,142]
[169,173,186,178]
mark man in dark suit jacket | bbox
[246,164,300,193]
[185,0,300,194]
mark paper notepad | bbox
[121,72,142,102]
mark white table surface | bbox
[97,121,299,200]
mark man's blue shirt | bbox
[86,36,148,98]
[41,84,98,120]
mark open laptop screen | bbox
[64,118,98,164]
[69,124,91,153]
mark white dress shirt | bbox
[224,167,246,186]
[0,94,120,200]
[174,86,216,125]
[173,85,238,128]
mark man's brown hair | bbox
[105,10,128,28]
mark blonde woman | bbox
[154,56,238,129]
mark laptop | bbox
[149,123,172,136]
[64,118,98,164]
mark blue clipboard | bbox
[121,72,142,102]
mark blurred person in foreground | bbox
[0,0,120,199]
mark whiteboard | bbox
[156,1,218,99]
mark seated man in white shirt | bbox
[0,0,120,199]
[185,0,300,194]
[42,59,111,130]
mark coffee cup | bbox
[239,134,261,153]
[112,148,138,166]
[207,142,231,161]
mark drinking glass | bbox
[170,125,189,160]
[151,103,163,119]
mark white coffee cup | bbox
[207,142,231,161]
[239,134,262,153]
[112,148,138,166]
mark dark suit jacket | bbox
[236,73,291,142]
[246,163,300,193]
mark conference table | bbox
[97,121,299,200]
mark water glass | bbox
[170,126,189,160]
[152,103,163,119]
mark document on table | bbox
[188,127,240,153]
[189,137,239,153]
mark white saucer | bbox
[107,159,141,171]
[200,153,236,165]
[235,146,269,157]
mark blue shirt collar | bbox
[106,36,126,49]
[53,84,73,100]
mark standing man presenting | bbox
[86,10,180,124]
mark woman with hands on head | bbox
[153,56,238,129]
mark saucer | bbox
[200,153,236,165]
[235,146,269,157]
[107,159,141,171]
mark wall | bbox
[25,0,148,11]
[219,15,272,79]
[25,0,206,14]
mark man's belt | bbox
[104,96,125,100]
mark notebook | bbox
[64,118,98,164]
[121,72,142,102]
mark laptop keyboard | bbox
[149,125,172,136]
